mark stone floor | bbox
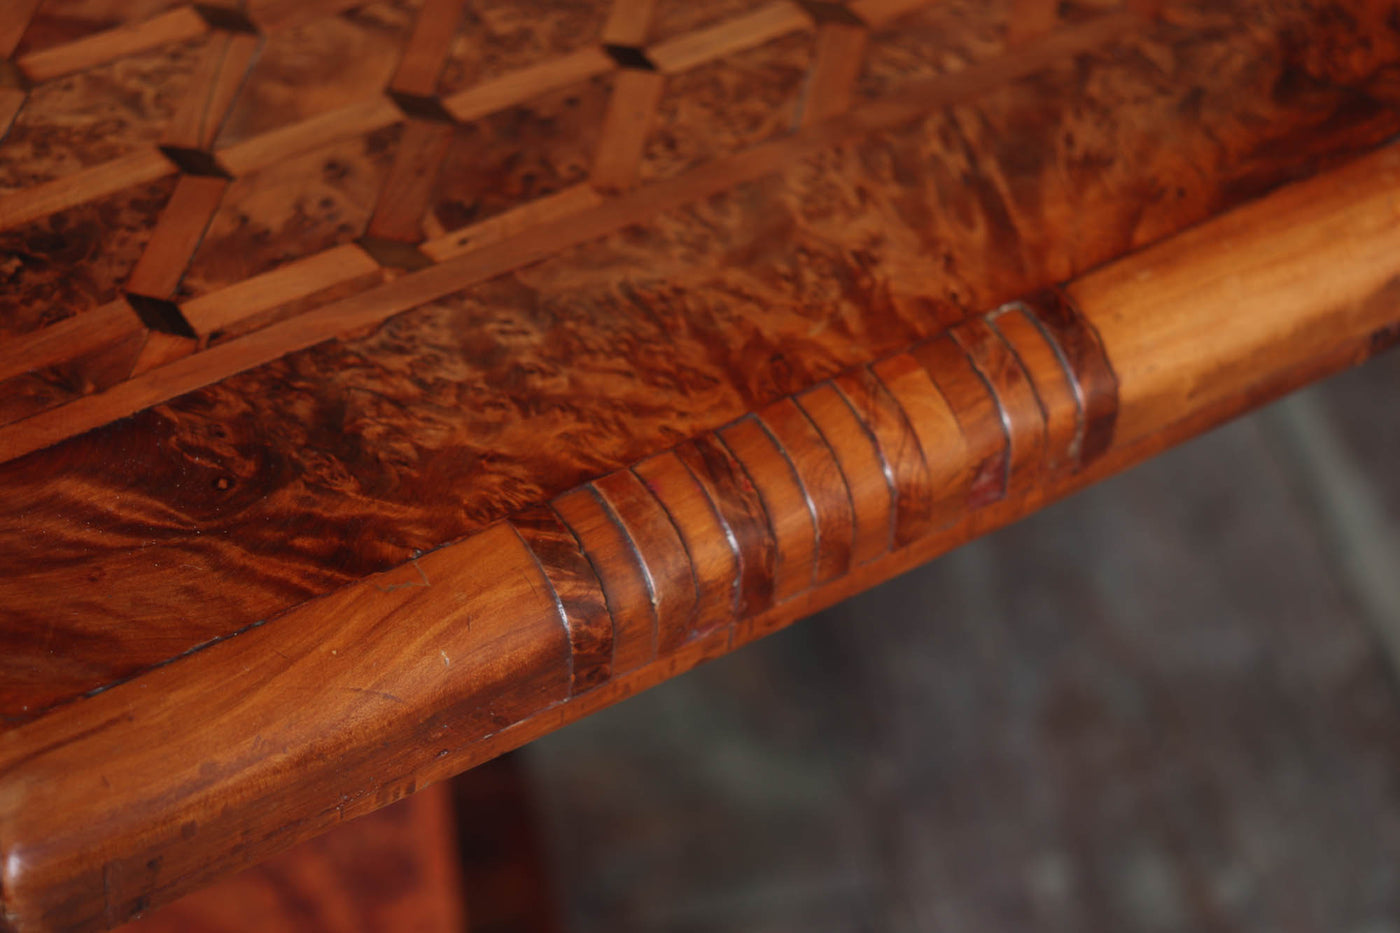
[521,349,1400,933]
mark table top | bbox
[2,0,1400,930]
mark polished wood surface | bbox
[1,0,1399,930]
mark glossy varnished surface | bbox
[2,1,1400,930]
[2,0,1399,721]
[4,135,1400,930]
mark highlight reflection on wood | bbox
[1,0,1399,930]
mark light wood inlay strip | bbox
[163,31,262,152]
[389,0,468,97]
[799,18,868,126]
[647,0,813,74]
[364,119,455,244]
[0,12,1139,465]
[181,243,382,338]
[17,7,209,84]
[124,174,229,299]
[441,47,617,124]
[6,134,1400,932]
[0,148,173,231]
[0,302,144,385]
[421,183,604,262]
[602,0,659,46]
[217,98,403,177]
[590,68,665,193]
[0,0,42,59]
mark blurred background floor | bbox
[520,350,1400,933]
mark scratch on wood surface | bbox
[343,687,407,705]
[374,558,431,593]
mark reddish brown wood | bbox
[757,396,856,585]
[987,303,1082,475]
[798,14,867,126]
[1021,289,1119,466]
[2,2,1400,930]
[389,0,467,98]
[1,520,570,932]
[124,174,227,299]
[590,67,664,192]
[912,334,1009,508]
[115,784,466,933]
[0,0,42,59]
[675,435,777,621]
[364,119,455,248]
[871,352,970,527]
[833,366,936,546]
[951,317,1049,496]
[632,451,739,637]
[162,31,260,153]
[602,0,658,47]
[796,381,896,565]
[551,484,657,672]
[592,469,698,654]
[511,506,615,694]
[718,416,819,602]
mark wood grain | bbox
[162,31,261,152]
[123,174,227,299]
[0,301,144,385]
[798,16,867,126]
[0,0,1396,720]
[718,415,819,601]
[633,450,739,637]
[512,507,615,693]
[0,521,569,932]
[435,0,608,96]
[389,0,467,98]
[552,484,656,673]
[757,396,856,585]
[17,7,207,84]
[593,469,699,654]
[0,0,44,59]
[676,435,777,621]
[2,3,1400,928]
[2,137,1400,924]
[1,139,1400,929]
[364,119,454,246]
[913,333,1009,507]
[950,317,1048,495]
[590,67,664,192]
[796,381,896,565]
[647,1,811,74]
[434,75,612,230]
[986,303,1082,474]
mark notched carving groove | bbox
[826,378,898,553]
[587,482,660,657]
[1020,288,1119,466]
[509,514,605,694]
[628,465,704,639]
[753,414,824,590]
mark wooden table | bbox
[2,0,1399,929]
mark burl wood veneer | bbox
[1,0,1399,930]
